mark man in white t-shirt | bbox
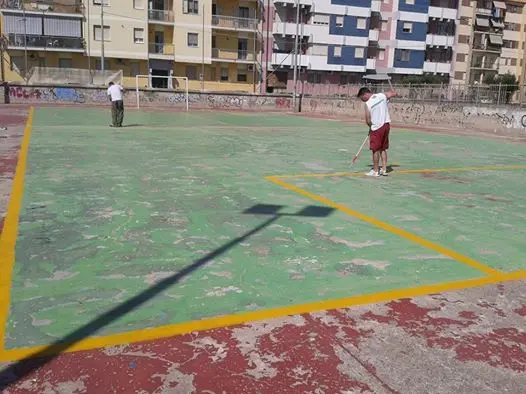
[357,86,398,177]
[107,82,124,127]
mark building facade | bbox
[0,0,262,91]
[2,0,526,92]
[264,0,526,92]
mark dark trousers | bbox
[111,100,124,127]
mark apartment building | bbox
[455,0,526,84]
[265,0,526,92]
[0,0,262,91]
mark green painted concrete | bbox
[5,108,525,348]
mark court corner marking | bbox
[266,176,502,277]
[0,269,524,362]
[0,107,34,352]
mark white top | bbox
[107,84,124,102]
[365,93,390,131]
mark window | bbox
[187,32,198,47]
[220,68,229,81]
[133,0,144,8]
[378,49,385,60]
[94,25,110,41]
[58,58,72,68]
[237,73,247,82]
[402,22,412,33]
[334,46,342,57]
[93,0,109,5]
[95,59,110,70]
[508,4,522,13]
[406,0,414,4]
[454,71,464,80]
[356,18,366,30]
[133,28,144,44]
[456,53,466,62]
[212,35,216,48]
[355,47,364,58]
[186,66,197,80]
[381,20,388,31]
[335,16,344,27]
[400,50,410,61]
[307,73,322,83]
[183,0,199,14]
[130,62,140,77]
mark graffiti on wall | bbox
[9,86,85,103]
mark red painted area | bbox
[3,282,525,392]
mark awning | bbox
[488,34,503,45]
[493,1,506,9]
[475,18,490,27]
[491,19,504,28]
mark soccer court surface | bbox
[0,107,525,361]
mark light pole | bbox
[292,0,300,112]
[23,9,28,84]
[101,0,105,73]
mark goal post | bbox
[135,75,189,111]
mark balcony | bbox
[149,43,175,57]
[7,33,84,51]
[471,61,499,70]
[271,52,309,68]
[0,0,82,14]
[426,34,455,47]
[273,21,312,37]
[212,15,258,32]
[369,29,379,41]
[423,61,452,73]
[428,6,458,20]
[149,9,175,23]
[212,48,255,63]
[273,0,313,6]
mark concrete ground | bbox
[0,106,525,393]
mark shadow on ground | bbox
[0,204,334,389]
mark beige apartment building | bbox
[454,0,526,84]
[0,0,262,91]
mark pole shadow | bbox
[0,204,334,389]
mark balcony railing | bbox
[7,33,84,50]
[212,48,253,61]
[472,42,502,52]
[1,0,83,14]
[471,61,499,70]
[148,43,175,55]
[148,9,174,23]
[211,15,258,31]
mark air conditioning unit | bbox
[248,64,254,71]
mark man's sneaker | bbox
[379,168,389,176]
[365,169,380,177]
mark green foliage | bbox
[484,72,519,103]
[401,75,449,84]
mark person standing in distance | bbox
[357,86,398,177]
[107,81,124,128]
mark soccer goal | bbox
[135,75,189,111]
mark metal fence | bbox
[299,82,526,106]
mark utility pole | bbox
[201,3,205,91]
[101,0,105,73]
[23,9,28,84]
[292,0,300,112]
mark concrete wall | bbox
[3,84,292,110]
[3,83,526,133]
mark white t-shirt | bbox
[107,84,123,102]
[365,93,390,131]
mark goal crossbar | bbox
[135,75,189,111]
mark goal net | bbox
[135,75,189,110]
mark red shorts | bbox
[369,123,390,151]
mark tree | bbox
[483,72,519,103]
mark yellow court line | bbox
[0,107,34,350]
[0,269,524,362]
[273,164,526,179]
[266,176,501,277]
